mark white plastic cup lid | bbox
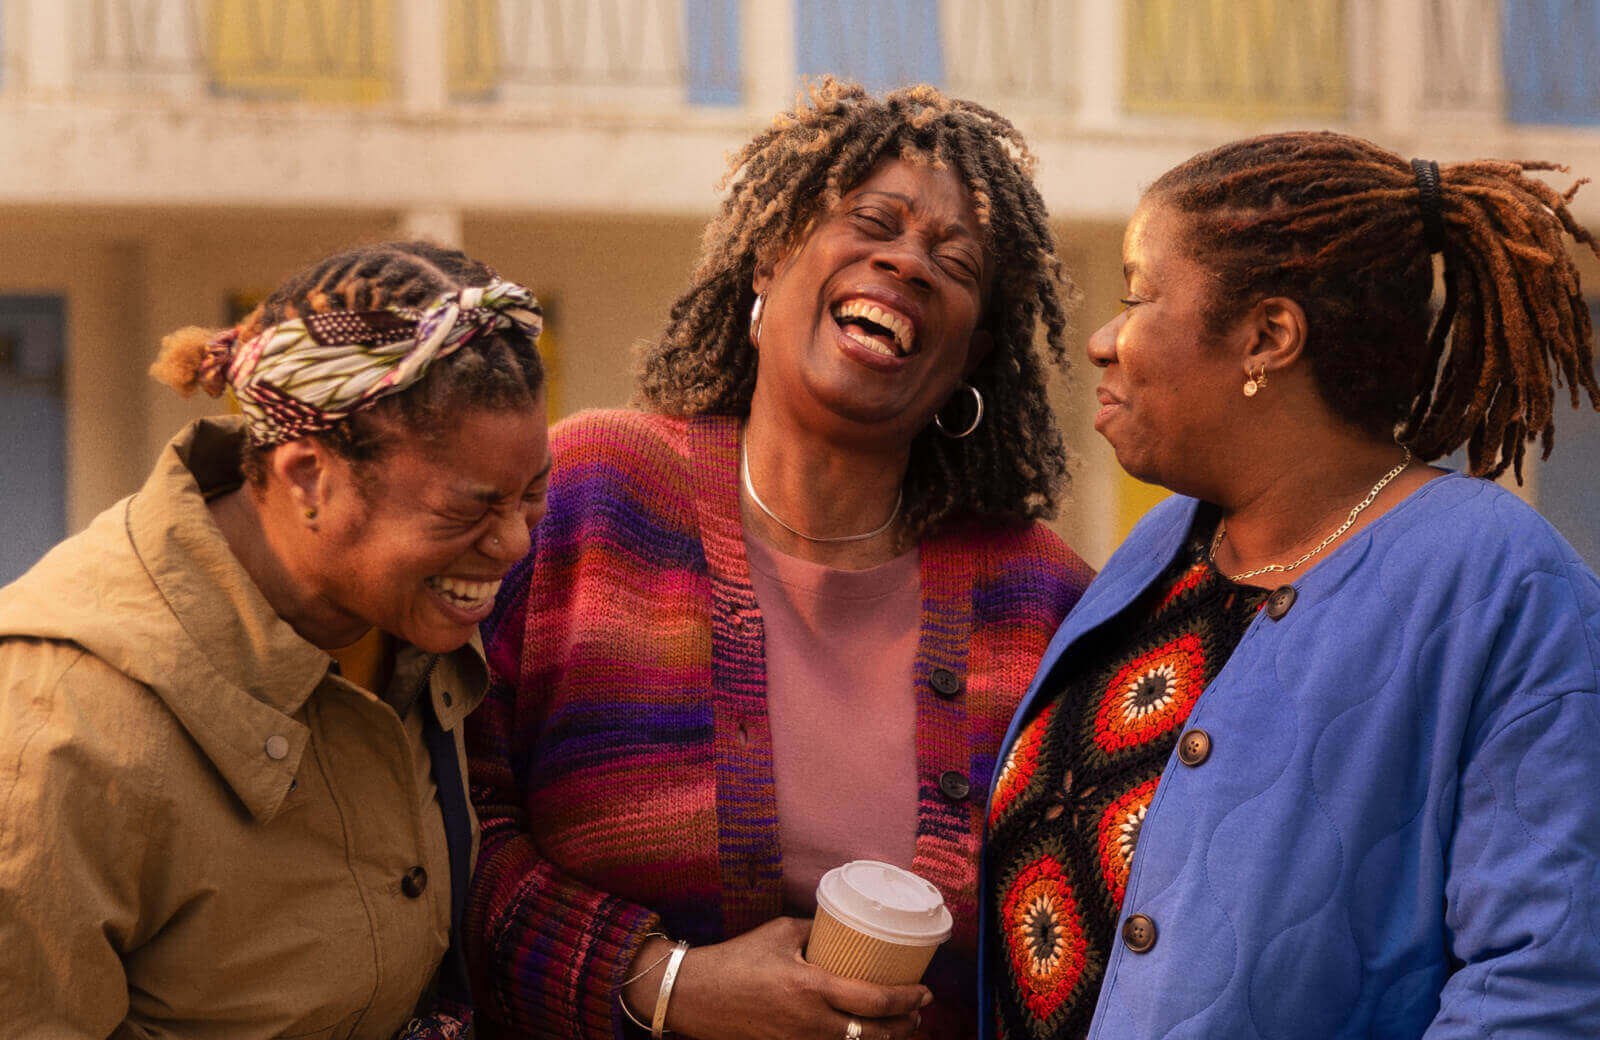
[814,860,953,946]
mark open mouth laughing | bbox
[424,575,502,615]
[831,297,918,358]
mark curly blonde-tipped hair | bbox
[637,78,1077,542]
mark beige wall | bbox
[1050,218,1135,565]
[463,213,706,418]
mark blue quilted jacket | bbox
[980,472,1600,1038]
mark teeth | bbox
[843,329,897,356]
[426,576,502,607]
[832,299,914,356]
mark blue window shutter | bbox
[796,0,944,92]
[1532,299,1600,568]
[687,0,742,105]
[0,295,68,585]
[1502,0,1600,126]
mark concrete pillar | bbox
[68,240,150,530]
[397,207,464,249]
[746,0,799,114]
[1076,0,1124,129]
[398,0,448,112]
[1374,0,1426,135]
[24,0,74,93]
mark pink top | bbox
[743,533,922,913]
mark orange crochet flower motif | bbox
[989,702,1055,827]
[1001,854,1088,1022]
[1098,777,1160,905]
[1093,633,1206,752]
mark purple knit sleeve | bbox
[465,688,659,1036]
[465,554,660,1038]
[464,414,667,1039]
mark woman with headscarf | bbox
[0,242,549,1039]
[982,133,1600,1038]
[467,80,1094,1040]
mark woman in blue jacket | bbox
[983,132,1600,1039]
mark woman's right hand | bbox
[622,917,930,1040]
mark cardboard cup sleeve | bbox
[804,860,953,986]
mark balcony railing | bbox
[10,1,1600,132]
[941,0,1078,114]
[1422,0,1502,118]
[1122,0,1357,120]
[1,1,16,91]
[448,0,717,107]
[77,0,395,102]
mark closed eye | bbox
[939,250,982,282]
[438,510,489,533]
[852,209,896,235]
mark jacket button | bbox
[1177,729,1212,767]
[401,866,428,898]
[1265,585,1297,620]
[928,668,963,698]
[1122,913,1157,953]
[264,735,289,760]
[939,770,971,802]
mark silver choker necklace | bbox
[740,442,902,544]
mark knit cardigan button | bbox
[939,770,971,802]
[929,668,963,698]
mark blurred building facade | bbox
[1,0,1598,582]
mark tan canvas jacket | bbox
[0,417,488,1039]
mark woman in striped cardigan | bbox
[465,79,1092,1040]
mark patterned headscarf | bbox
[199,279,543,446]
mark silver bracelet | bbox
[651,940,690,1038]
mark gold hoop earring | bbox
[1243,364,1267,398]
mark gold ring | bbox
[844,1020,863,1040]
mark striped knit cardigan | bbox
[465,410,1091,1038]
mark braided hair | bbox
[151,241,545,485]
[636,77,1076,542]
[1147,131,1599,480]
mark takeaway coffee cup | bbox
[804,860,953,985]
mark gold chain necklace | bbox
[1213,447,1412,582]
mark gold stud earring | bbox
[1243,364,1267,398]
[305,507,318,520]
